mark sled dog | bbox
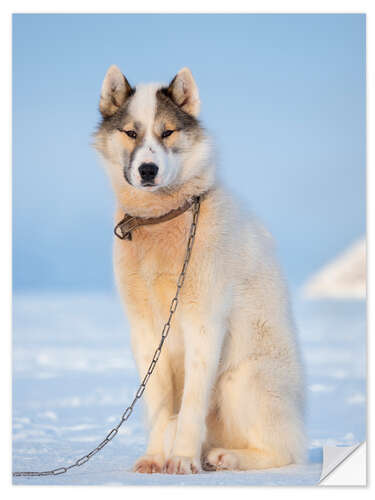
[94,65,306,474]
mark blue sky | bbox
[13,14,365,291]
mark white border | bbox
[2,2,372,499]
[1,1,373,13]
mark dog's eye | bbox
[117,128,137,139]
[162,130,174,139]
[125,130,137,139]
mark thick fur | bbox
[94,66,306,474]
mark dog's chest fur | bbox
[115,208,192,349]
[119,215,190,401]
[133,212,191,281]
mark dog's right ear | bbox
[99,65,133,117]
[167,68,200,117]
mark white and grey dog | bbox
[94,65,306,474]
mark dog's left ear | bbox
[167,67,200,117]
[99,65,133,117]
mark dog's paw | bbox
[203,448,239,471]
[163,455,200,474]
[133,454,164,473]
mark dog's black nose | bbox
[139,163,159,183]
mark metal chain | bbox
[13,196,201,478]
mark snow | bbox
[12,292,365,485]
[302,238,366,299]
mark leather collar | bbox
[114,195,201,241]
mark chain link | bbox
[13,196,201,478]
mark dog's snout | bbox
[139,163,159,183]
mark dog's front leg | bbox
[131,320,174,473]
[164,316,224,474]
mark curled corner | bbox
[319,442,366,485]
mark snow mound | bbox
[302,239,366,300]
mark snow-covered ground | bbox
[12,292,366,486]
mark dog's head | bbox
[94,66,214,201]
